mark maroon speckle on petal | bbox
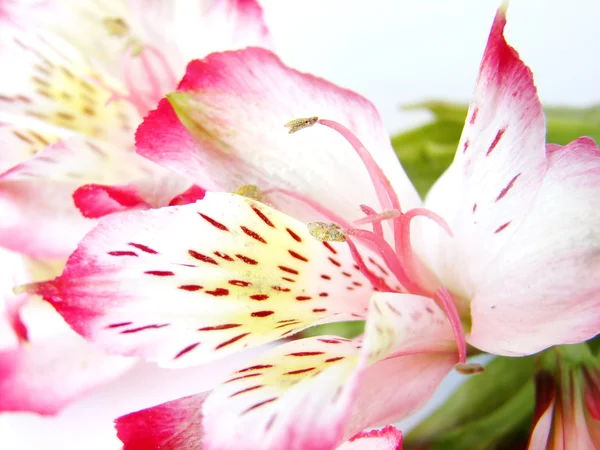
[295,296,311,301]
[284,367,316,375]
[287,352,324,357]
[328,257,341,267]
[281,277,295,283]
[486,128,506,156]
[473,203,478,213]
[229,279,252,287]
[288,250,308,262]
[321,274,331,280]
[463,139,470,153]
[278,266,299,275]
[237,364,273,373]
[205,288,229,296]
[342,272,352,277]
[251,206,275,228]
[286,228,302,242]
[129,243,158,254]
[325,357,345,363]
[226,373,262,383]
[313,308,327,313]
[128,242,158,255]
[230,385,264,398]
[469,107,479,125]
[495,173,521,202]
[494,221,511,233]
[106,321,133,329]
[250,294,269,301]
[275,321,299,329]
[198,324,241,331]
[236,254,258,265]
[240,225,267,243]
[174,342,201,359]
[121,323,169,334]
[189,250,219,265]
[214,251,234,261]
[251,310,274,317]
[179,284,203,291]
[271,286,291,292]
[323,242,337,254]
[108,251,138,257]
[242,397,278,414]
[215,332,251,350]
[318,339,342,344]
[144,270,174,276]
[198,213,229,231]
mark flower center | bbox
[283,117,467,363]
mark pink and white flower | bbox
[30,3,600,448]
[0,0,272,259]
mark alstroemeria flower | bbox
[0,248,134,415]
[0,0,271,259]
[528,346,600,449]
[28,3,600,448]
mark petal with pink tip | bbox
[35,193,375,368]
[469,137,600,355]
[0,29,138,144]
[201,293,456,450]
[0,329,134,415]
[417,6,547,299]
[339,426,403,450]
[116,393,208,450]
[136,47,420,225]
[0,136,156,257]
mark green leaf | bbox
[404,355,536,449]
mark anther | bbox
[284,117,319,134]
[307,222,346,242]
[103,17,130,37]
[234,185,264,202]
[455,363,485,375]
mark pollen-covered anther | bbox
[455,362,485,375]
[103,17,130,37]
[284,116,318,134]
[307,222,346,242]
[234,185,264,202]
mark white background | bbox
[1,0,599,449]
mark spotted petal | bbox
[339,426,403,450]
[136,47,421,225]
[0,135,156,257]
[201,293,456,450]
[0,28,138,144]
[35,193,376,368]
[0,123,60,173]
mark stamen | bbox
[345,237,392,292]
[435,286,467,364]
[307,222,346,242]
[455,363,484,375]
[355,206,400,229]
[103,17,130,37]
[345,228,423,295]
[234,185,264,202]
[284,117,318,134]
[396,208,454,291]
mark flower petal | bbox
[201,293,455,450]
[35,193,374,367]
[136,47,420,224]
[115,393,208,450]
[339,426,403,450]
[0,28,138,144]
[0,124,60,173]
[0,136,155,257]
[417,5,547,299]
[469,137,600,354]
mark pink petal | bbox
[419,4,547,298]
[35,193,375,368]
[469,137,600,355]
[528,371,556,450]
[168,184,207,206]
[339,426,403,450]
[136,47,420,224]
[201,293,455,450]
[73,184,152,219]
[0,136,156,258]
[116,393,208,450]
